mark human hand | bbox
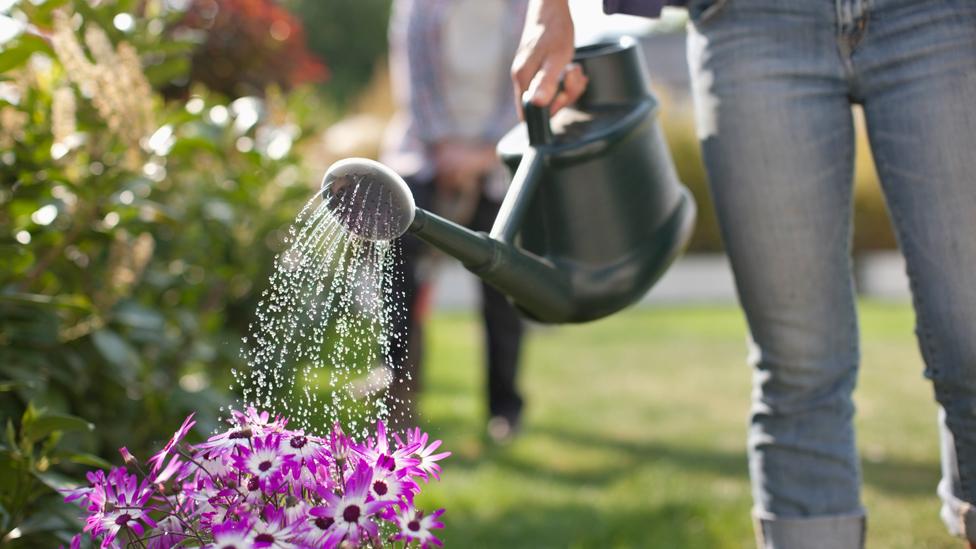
[511,0,588,116]
[433,141,496,193]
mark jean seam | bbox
[870,128,976,504]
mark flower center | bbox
[408,519,421,532]
[254,533,274,543]
[315,517,334,530]
[373,480,388,496]
[290,436,307,449]
[342,504,361,523]
[229,430,249,439]
[221,545,237,549]
[114,513,132,526]
[247,477,260,491]
[258,460,273,472]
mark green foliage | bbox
[0,403,104,547]
[1,0,327,543]
[286,0,393,107]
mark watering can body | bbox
[409,38,696,323]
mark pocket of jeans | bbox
[687,0,731,26]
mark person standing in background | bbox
[381,0,530,442]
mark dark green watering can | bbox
[322,37,695,323]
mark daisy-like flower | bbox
[309,461,390,547]
[232,406,288,435]
[353,421,420,473]
[63,469,104,509]
[327,422,352,463]
[146,516,187,549]
[148,413,196,475]
[65,410,451,549]
[397,427,451,482]
[232,433,291,491]
[281,431,328,484]
[203,518,254,549]
[192,424,254,460]
[153,452,193,484]
[250,504,307,549]
[81,467,157,547]
[369,454,418,504]
[392,507,445,548]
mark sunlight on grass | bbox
[412,302,951,548]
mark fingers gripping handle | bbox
[522,97,553,146]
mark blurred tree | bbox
[286,0,392,107]
[167,0,328,99]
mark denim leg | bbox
[855,1,976,539]
[688,2,865,546]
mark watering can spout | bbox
[320,157,576,322]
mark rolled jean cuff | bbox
[939,479,976,542]
[753,509,866,549]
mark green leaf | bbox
[30,470,78,493]
[4,420,16,454]
[113,302,165,331]
[5,506,71,537]
[0,292,92,312]
[0,34,52,73]
[0,501,9,537]
[22,413,93,444]
[144,57,190,88]
[63,453,111,469]
[90,329,140,383]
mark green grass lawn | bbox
[409,301,952,548]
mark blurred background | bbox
[0,0,946,547]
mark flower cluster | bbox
[64,409,450,548]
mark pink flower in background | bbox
[398,427,452,482]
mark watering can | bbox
[322,37,695,324]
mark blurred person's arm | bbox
[483,0,531,144]
[389,0,454,144]
[389,0,492,191]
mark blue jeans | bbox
[687,0,976,546]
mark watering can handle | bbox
[490,98,552,244]
[523,98,553,146]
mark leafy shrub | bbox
[0,1,327,544]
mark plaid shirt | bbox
[381,0,528,182]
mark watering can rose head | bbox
[321,158,416,242]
